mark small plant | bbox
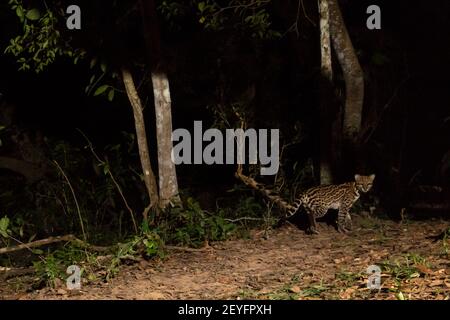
[161,197,236,247]
[300,281,330,298]
[335,270,363,287]
[32,243,90,288]
[379,253,428,281]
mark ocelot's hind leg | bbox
[305,206,327,235]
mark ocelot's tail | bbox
[286,198,302,218]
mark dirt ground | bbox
[1,215,450,300]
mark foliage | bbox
[32,243,87,288]
[0,216,12,238]
[379,253,428,281]
[85,57,119,102]
[4,0,85,73]
[195,0,280,39]
[105,230,165,280]
[160,197,237,247]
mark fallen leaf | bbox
[429,280,443,287]
[416,264,432,275]
[289,286,301,293]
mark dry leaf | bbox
[289,285,301,293]
[429,280,443,287]
[416,264,433,275]
[340,287,356,299]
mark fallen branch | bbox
[234,167,294,214]
[0,235,112,255]
[0,235,76,255]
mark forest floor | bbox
[1,215,449,300]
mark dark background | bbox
[0,0,449,220]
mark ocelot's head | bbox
[354,174,375,193]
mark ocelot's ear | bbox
[369,174,376,181]
[354,174,361,181]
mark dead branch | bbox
[0,235,76,255]
[234,166,294,214]
[0,235,112,255]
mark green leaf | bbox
[94,84,108,96]
[0,216,10,238]
[15,6,23,18]
[107,89,115,102]
[198,2,205,12]
[26,8,41,21]
[100,62,107,73]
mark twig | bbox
[225,217,263,222]
[77,129,138,233]
[213,0,271,17]
[53,160,87,241]
[164,245,214,252]
[300,0,316,27]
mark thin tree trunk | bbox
[318,0,333,185]
[328,0,364,141]
[139,0,181,209]
[151,72,181,207]
[121,67,159,220]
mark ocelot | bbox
[287,174,375,234]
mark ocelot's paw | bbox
[337,224,351,233]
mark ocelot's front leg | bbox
[337,208,352,233]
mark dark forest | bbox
[0,0,449,301]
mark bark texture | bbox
[318,0,334,185]
[328,0,364,142]
[151,72,180,208]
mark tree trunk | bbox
[139,0,181,209]
[121,67,159,220]
[318,0,334,185]
[151,71,181,208]
[328,0,364,142]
